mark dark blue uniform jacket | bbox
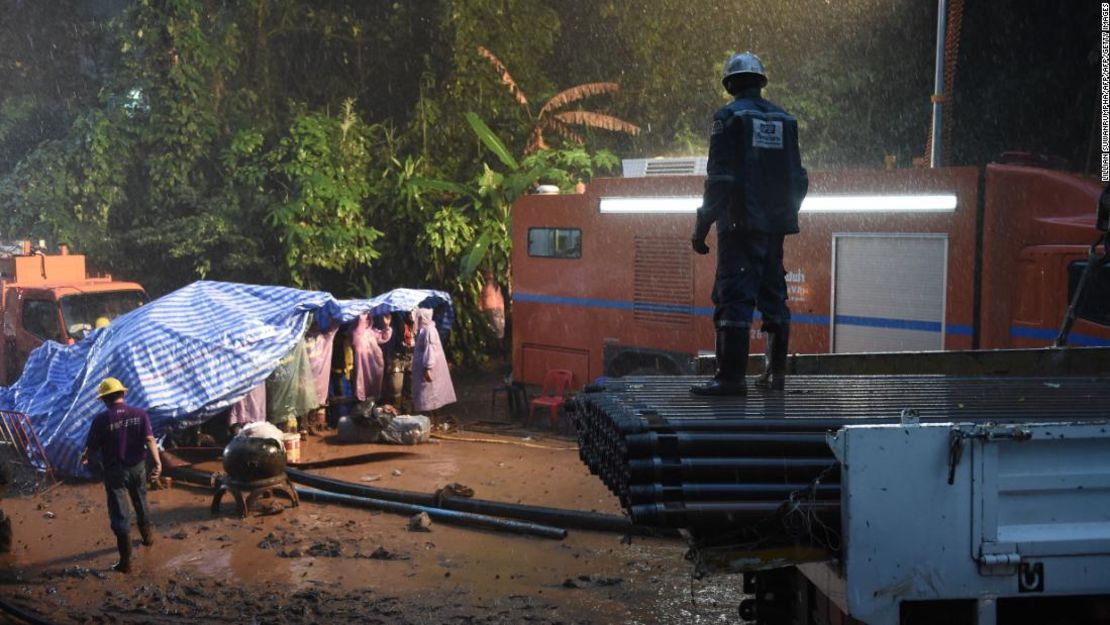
[700,93,808,235]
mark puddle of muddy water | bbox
[1,433,743,624]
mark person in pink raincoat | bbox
[227,382,266,436]
[305,324,339,409]
[411,307,456,413]
[350,313,393,402]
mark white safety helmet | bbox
[722,52,767,88]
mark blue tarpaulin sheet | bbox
[0,281,452,477]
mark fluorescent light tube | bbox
[802,194,957,212]
[598,197,702,213]
[598,194,958,214]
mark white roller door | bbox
[831,234,947,353]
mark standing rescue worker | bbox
[411,308,457,413]
[82,377,161,573]
[691,52,808,396]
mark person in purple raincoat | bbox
[350,313,393,402]
[227,382,266,436]
[411,308,456,413]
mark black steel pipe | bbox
[623,431,831,459]
[570,373,1110,533]
[629,501,840,528]
[625,457,836,484]
[583,376,1110,425]
[623,418,881,435]
[625,482,840,505]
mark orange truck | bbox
[0,243,146,383]
[509,159,1110,388]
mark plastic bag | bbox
[266,340,319,426]
[337,401,429,445]
[378,415,431,445]
[237,421,286,446]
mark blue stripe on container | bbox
[1010,326,1110,346]
[515,292,971,336]
[514,291,634,311]
[833,314,941,333]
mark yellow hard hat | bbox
[96,377,127,398]
[95,316,110,329]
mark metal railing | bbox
[0,411,56,492]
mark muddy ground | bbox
[0,367,743,624]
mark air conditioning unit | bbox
[622,157,708,177]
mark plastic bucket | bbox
[283,433,301,464]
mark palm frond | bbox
[476,46,529,111]
[547,119,587,145]
[524,127,548,154]
[553,110,641,136]
[539,82,620,117]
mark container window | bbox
[528,228,581,259]
[22,300,62,342]
[1067,261,1110,326]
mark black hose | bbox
[0,596,57,625]
[167,465,567,540]
[285,467,664,536]
[163,465,217,487]
[170,452,668,537]
[436,494,647,535]
[285,468,435,506]
[295,487,567,540]
[290,451,415,471]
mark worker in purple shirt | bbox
[81,377,162,573]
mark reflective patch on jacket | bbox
[751,118,783,149]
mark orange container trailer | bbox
[510,162,1108,388]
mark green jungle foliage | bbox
[0,0,1095,363]
[0,0,635,363]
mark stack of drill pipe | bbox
[570,374,1110,532]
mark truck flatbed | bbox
[578,374,1110,425]
[571,374,1110,531]
[572,373,1110,624]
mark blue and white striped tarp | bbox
[332,288,454,333]
[0,281,452,478]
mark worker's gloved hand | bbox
[691,204,712,255]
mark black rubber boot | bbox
[754,331,775,390]
[0,510,11,554]
[139,523,155,547]
[755,323,789,391]
[111,533,132,573]
[691,328,749,396]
